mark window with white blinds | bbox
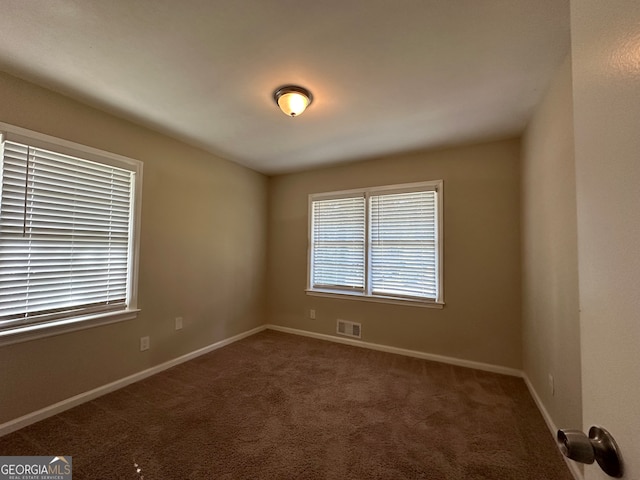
[370,191,438,299]
[309,181,443,305]
[311,196,365,291]
[0,126,142,335]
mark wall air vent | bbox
[336,319,362,339]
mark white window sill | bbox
[0,309,140,347]
[306,289,444,309]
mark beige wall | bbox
[521,57,582,430]
[268,139,522,369]
[0,72,268,423]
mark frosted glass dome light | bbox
[273,85,313,117]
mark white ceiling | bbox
[0,1,570,174]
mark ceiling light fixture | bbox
[273,85,313,117]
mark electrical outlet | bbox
[548,373,555,396]
[175,317,183,330]
[140,336,150,351]
[309,309,316,320]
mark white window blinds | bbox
[311,196,365,290]
[309,181,442,304]
[0,140,134,330]
[370,190,438,299]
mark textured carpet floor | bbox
[0,330,573,479]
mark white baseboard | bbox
[0,325,267,438]
[522,374,583,480]
[265,324,522,377]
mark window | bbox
[0,123,142,342]
[308,181,443,306]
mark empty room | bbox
[0,1,638,479]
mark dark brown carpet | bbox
[0,330,573,479]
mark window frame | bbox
[307,180,444,308]
[0,122,143,345]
